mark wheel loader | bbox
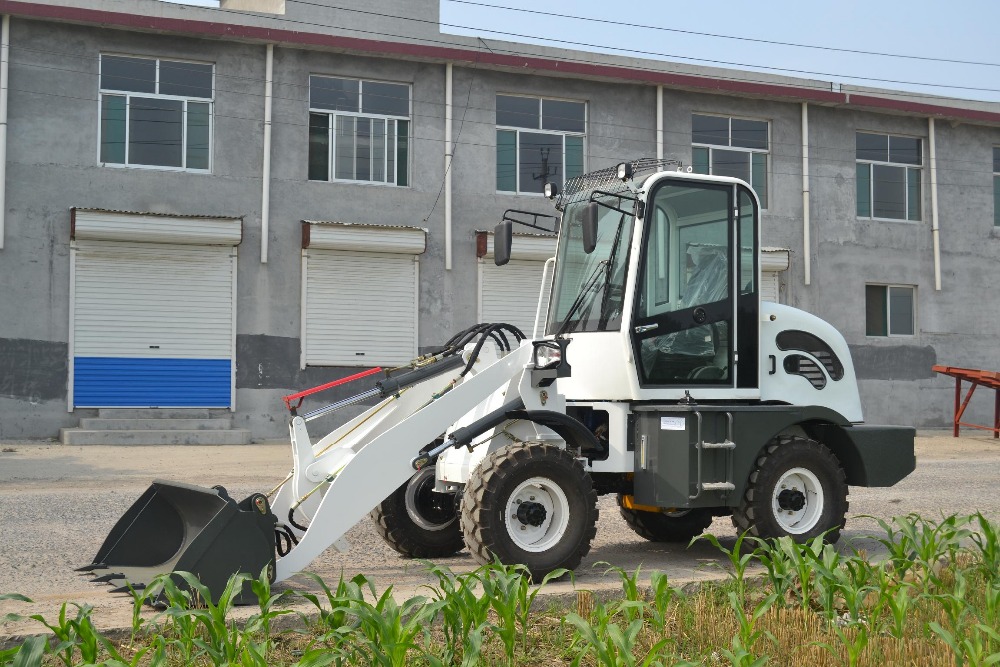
[81,158,916,602]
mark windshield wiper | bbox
[555,259,608,337]
[597,212,627,328]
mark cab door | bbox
[631,181,735,387]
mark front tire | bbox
[732,436,848,543]
[370,465,465,558]
[460,443,598,581]
[617,495,714,542]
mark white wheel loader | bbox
[82,159,916,602]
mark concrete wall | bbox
[1,10,999,440]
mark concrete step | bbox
[78,418,234,431]
[98,409,213,419]
[60,429,252,446]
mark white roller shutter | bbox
[480,259,553,338]
[761,271,781,303]
[305,250,418,366]
[72,241,236,407]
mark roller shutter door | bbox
[72,241,235,407]
[480,259,553,338]
[761,270,781,303]
[304,250,418,366]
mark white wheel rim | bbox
[504,477,571,553]
[771,467,824,534]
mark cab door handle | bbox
[634,323,658,334]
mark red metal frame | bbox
[282,367,383,412]
[932,365,1000,438]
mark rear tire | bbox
[617,495,713,542]
[370,465,464,559]
[732,436,848,543]
[460,442,598,581]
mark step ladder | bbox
[690,411,736,499]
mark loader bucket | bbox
[80,480,277,605]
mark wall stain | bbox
[849,344,937,381]
[0,338,68,401]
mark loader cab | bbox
[631,179,759,390]
[544,166,762,401]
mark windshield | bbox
[545,196,635,335]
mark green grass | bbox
[2,512,998,666]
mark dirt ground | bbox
[0,430,997,638]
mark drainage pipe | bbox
[656,85,663,168]
[444,62,453,270]
[929,117,941,291]
[801,102,810,285]
[260,44,274,263]
[0,15,9,250]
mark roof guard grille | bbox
[555,158,682,210]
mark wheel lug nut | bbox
[530,496,535,501]
[520,525,526,531]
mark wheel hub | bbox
[516,501,547,527]
[405,468,456,531]
[777,488,806,512]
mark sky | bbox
[163,0,1000,103]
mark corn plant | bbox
[422,562,491,666]
[348,587,439,667]
[599,563,649,623]
[814,621,870,667]
[474,562,567,663]
[750,537,796,606]
[1,634,47,667]
[564,602,671,667]
[647,570,683,630]
[3,600,105,667]
[929,621,1000,667]
[970,511,1000,583]
[692,531,756,604]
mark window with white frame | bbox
[856,132,922,221]
[993,147,1000,227]
[496,95,585,194]
[308,76,410,186]
[866,284,915,336]
[691,114,769,208]
[99,55,213,170]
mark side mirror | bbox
[582,202,598,254]
[493,220,513,266]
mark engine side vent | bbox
[776,330,844,381]
[783,354,827,389]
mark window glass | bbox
[129,97,183,167]
[865,285,887,336]
[185,102,211,170]
[994,147,1000,173]
[889,287,914,335]
[872,164,906,219]
[101,55,156,93]
[692,146,709,174]
[311,77,359,112]
[565,135,584,180]
[335,115,356,180]
[751,153,767,208]
[995,174,1000,227]
[100,95,126,164]
[889,135,921,165]
[362,81,409,116]
[731,118,767,150]
[691,114,729,145]
[518,132,563,194]
[396,120,410,187]
[159,61,213,99]
[308,113,329,181]
[542,99,585,133]
[497,95,539,128]
[907,169,921,221]
[856,132,888,161]
[496,130,517,191]
[856,164,871,217]
[355,117,371,181]
[712,149,750,182]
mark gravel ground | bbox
[0,431,997,637]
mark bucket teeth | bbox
[90,573,125,583]
[109,586,134,594]
[75,563,107,573]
